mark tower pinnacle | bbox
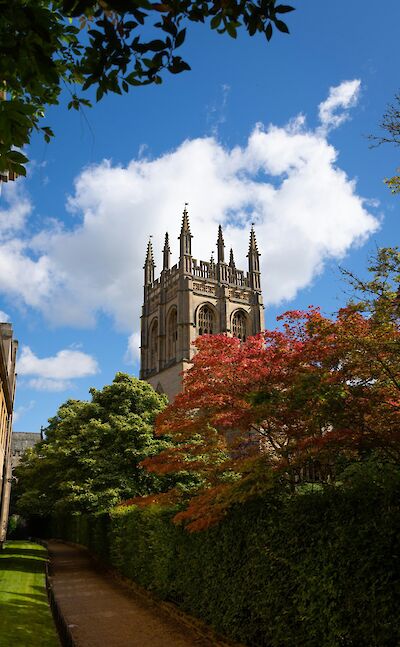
[162,232,171,271]
[248,224,259,256]
[247,224,261,290]
[144,237,155,286]
[217,224,225,264]
[181,203,192,235]
[179,203,193,272]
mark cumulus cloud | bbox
[27,378,74,392]
[125,332,141,363]
[0,239,55,309]
[13,399,35,424]
[318,79,361,132]
[0,310,10,322]
[0,180,32,233]
[0,80,379,357]
[18,346,99,391]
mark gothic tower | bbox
[140,206,264,401]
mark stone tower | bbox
[140,206,264,401]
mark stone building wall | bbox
[11,432,41,469]
[0,323,18,545]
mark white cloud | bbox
[206,83,231,136]
[13,399,35,424]
[18,346,99,380]
[0,310,10,322]
[0,180,32,233]
[318,79,361,132]
[27,378,73,392]
[0,80,379,357]
[125,332,141,364]
[0,239,55,309]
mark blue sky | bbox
[1,0,399,432]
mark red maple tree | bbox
[135,289,399,531]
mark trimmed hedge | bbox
[53,471,400,647]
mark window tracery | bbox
[198,305,214,336]
[150,320,158,369]
[167,308,178,360]
[232,311,247,341]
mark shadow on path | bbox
[48,541,232,647]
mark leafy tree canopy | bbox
[14,372,186,516]
[341,246,400,322]
[371,93,400,193]
[0,0,295,177]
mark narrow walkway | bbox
[48,541,229,647]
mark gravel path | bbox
[47,541,231,647]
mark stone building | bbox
[0,323,18,546]
[140,206,264,401]
[11,432,41,470]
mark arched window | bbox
[232,311,247,341]
[150,320,158,369]
[167,308,178,360]
[198,305,214,336]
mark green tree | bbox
[371,94,400,193]
[341,246,400,323]
[14,373,172,516]
[0,0,295,177]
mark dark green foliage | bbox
[55,464,400,647]
[0,0,80,176]
[14,373,170,515]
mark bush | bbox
[53,468,400,647]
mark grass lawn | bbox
[0,541,59,647]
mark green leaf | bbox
[266,22,273,41]
[274,19,290,34]
[175,28,186,48]
[41,126,55,143]
[96,86,105,102]
[210,14,222,30]
[146,39,166,52]
[7,150,28,164]
[142,58,156,68]
[11,163,27,177]
[275,5,295,14]
[226,22,237,39]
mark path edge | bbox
[35,539,77,647]
[49,539,244,647]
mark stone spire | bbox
[162,232,171,271]
[179,203,193,273]
[144,237,155,286]
[217,225,225,264]
[229,247,236,269]
[247,224,261,290]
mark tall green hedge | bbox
[52,468,400,647]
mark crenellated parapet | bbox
[144,209,261,294]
